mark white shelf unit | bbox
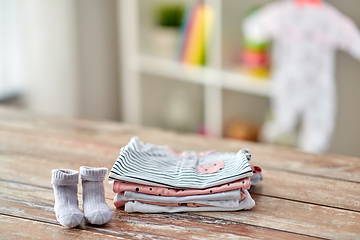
[118,0,271,137]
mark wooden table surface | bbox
[0,105,359,240]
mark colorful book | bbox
[178,2,215,66]
[177,2,198,61]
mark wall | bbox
[77,0,120,120]
[16,0,119,120]
[331,0,360,157]
[22,0,80,116]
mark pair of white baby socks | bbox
[51,166,112,228]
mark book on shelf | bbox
[177,1,215,66]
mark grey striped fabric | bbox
[109,137,253,189]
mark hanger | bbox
[294,0,322,7]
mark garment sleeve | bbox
[242,3,282,43]
[334,12,360,61]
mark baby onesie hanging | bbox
[243,0,360,153]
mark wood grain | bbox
[0,215,127,240]
[1,137,359,212]
[200,194,360,240]
[0,105,359,184]
[251,168,360,212]
[0,181,316,240]
[1,105,360,239]
[1,153,359,239]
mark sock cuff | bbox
[80,166,108,182]
[51,169,79,185]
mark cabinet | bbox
[118,0,271,137]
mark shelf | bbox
[222,71,271,97]
[139,55,271,97]
[119,0,271,136]
[139,55,208,85]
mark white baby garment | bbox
[243,0,360,153]
[124,189,255,213]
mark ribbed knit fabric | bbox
[80,166,112,225]
[51,169,83,228]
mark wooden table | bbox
[0,105,359,240]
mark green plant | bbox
[155,4,184,28]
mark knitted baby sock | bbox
[51,169,84,228]
[80,166,112,225]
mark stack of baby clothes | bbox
[108,137,262,213]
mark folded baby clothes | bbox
[109,137,263,213]
[113,175,259,212]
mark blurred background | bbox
[1,0,360,157]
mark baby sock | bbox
[80,166,112,225]
[51,169,84,228]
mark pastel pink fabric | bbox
[114,199,127,208]
[139,201,181,207]
[113,188,248,208]
[113,165,261,197]
[113,177,250,196]
[251,164,262,175]
[197,160,224,174]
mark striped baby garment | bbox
[109,136,253,189]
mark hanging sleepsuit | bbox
[243,0,360,152]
